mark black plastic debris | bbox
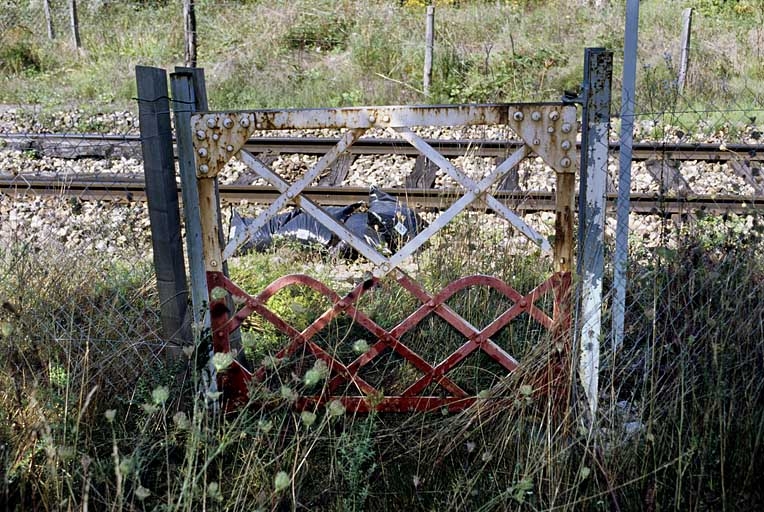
[275,202,363,247]
[367,186,426,251]
[229,209,300,254]
[229,187,425,257]
[333,212,383,258]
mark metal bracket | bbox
[191,113,257,178]
[506,105,578,174]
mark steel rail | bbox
[2,176,762,214]
[2,132,764,162]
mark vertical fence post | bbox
[612,0,640,351]
[135,66,190,349]
[183,0,198,68]
[423,5,435,97]
[68,0,81,50]
[174,66,241,348]
[170,72,208,328]
[43,0,55,40]
[678,8,693,93]
[577,48,612,420]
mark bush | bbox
[0,27,44,74]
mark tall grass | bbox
[1,0,763,115]
[2,208,763,510]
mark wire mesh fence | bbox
[0,106,168,398]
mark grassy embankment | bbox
[1,1,764,510]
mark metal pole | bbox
[170,72,207,327]
[612,0,640,351]
[423,6,434,97]
[577,48,612,420]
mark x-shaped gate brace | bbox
[188,104,577,412]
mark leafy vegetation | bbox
[2,208,763,510]
[0,0,763,114]
[2,0,764,510]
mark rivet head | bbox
[561,140,572,150]
[210,260,218,267]
[206,117,216,128]
[549,111,560,121]
[531,111,541,121]
[286,191,294,199]
[256,123,262,129]
[560,157,571,168]
[473,188,481,195]
[196,130,206,140]
[212,133,220,141]
[199,164,209,174]
[226,145,234,152]
[533,138,541,145]
[240,117,250,128]
[561,123,572,133]
[547,126,555,133]
[198,147,208,157]
[513,111,524,121]
[223,118,234,129]
[382,115,390,123]
[368,115,376,124]
[381,263,390,272]
[519,299,528,308]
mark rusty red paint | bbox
[206,269,571,413]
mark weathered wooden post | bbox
[69,0,81,50]
[135,66,190,349]
[423,5,434,97]
[170,71,208,328]
[577,48,612,420]
[43,0,55,40]
[678,8,693,93]
[183,0,198,68]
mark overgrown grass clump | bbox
[1,0,763,118]
[2,210,763,510]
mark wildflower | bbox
[352,339,370,353]
[519,384,533,397]
[274,471,290,492]
[280,386,297,402]
[173,411,190,430]
[135,486,151,500]
[205,390,223,401]
[104,409,116,423]
[327,399,345,417]
[151,385,169,405]
[300,411,317,427]
[210,287,228,301]
[212,352,234,372]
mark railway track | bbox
[2,174,762,214]
[2,133,763,214]
[2,132,764,162]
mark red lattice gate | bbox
[185,104,577,412]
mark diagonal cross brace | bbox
[390,129,551,262]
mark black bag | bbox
[367,186,426,251]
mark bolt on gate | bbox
[171,100,579,413]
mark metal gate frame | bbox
[177,103,578,412]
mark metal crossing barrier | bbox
[174,101,579,412]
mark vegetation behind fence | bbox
[1,1,763,510]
